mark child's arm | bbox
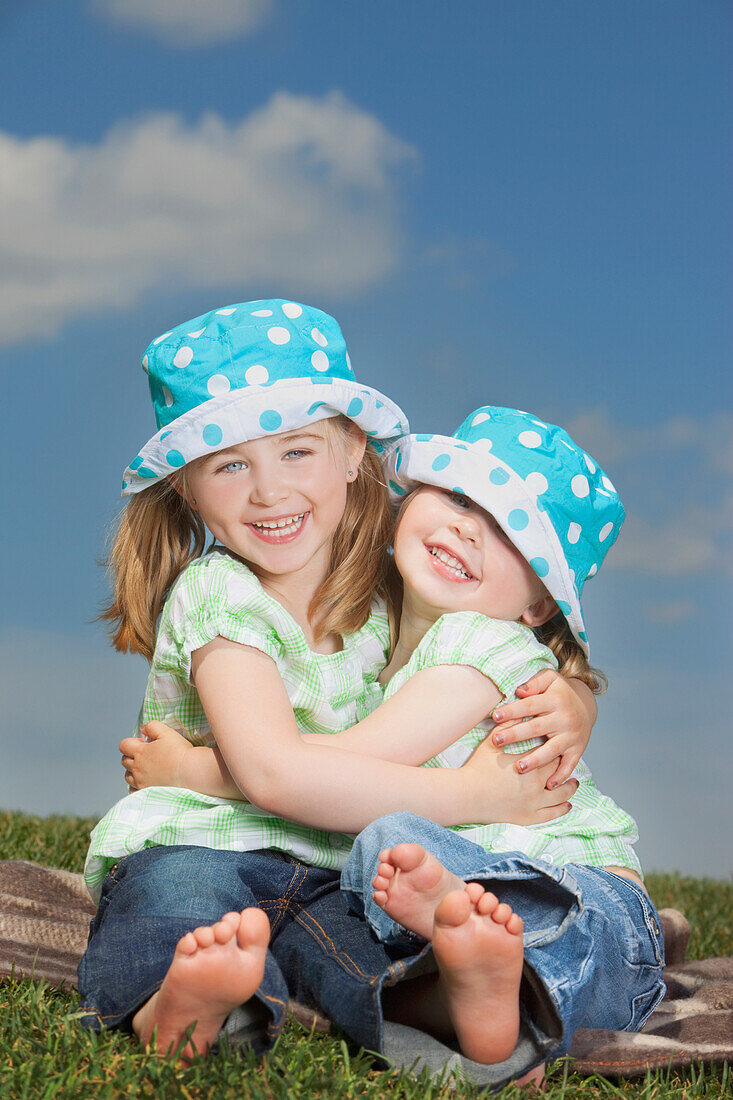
[491,670,596,787]
[125,636,577,832]
[122,723,241,799]
[123,663,493,796]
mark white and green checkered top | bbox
[84,550,390,901]
[390,611,642,876]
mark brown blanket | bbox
[0,860,729,1077]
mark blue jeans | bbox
[78,845,437,1056]
[341,813,666,1058]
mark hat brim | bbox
[384,435,589,656]
[123,377,408,495]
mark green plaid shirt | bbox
[85,551,389,901]
[387,611,642,876]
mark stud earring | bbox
[347,470,355,481]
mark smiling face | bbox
[394,486,557,627]
[181,420,365,592]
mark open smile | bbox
[248,512,308,544]
[425,543,475,582]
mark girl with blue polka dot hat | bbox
[86,303,586,1071]
[383,404,625,660]
[332,404,662,1071]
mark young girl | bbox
[126,406,664,1084]
[80,302,588,1076]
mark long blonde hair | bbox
[100,418,397,660]
[535,616,607,694]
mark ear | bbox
[521,594,558,629]
[167,471,194,508]
[346,427,367,473]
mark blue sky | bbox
[1,0,730,876]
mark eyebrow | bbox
[211,430,325,460]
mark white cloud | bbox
[92,0,274,46]
[610,508,726,576]
[561,408,705,466]
[554,407,732,576]
[643,599,697,624]
[0,93,416,346]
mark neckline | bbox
[209,547,371,661]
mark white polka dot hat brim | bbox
[122,299,409,495]
[383,408,626,658]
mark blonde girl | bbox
[79,303,586,1077]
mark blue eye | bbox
[285,449,311,459]
[449,491,471,509]
[222,460,246,472]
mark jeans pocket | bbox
[629,970,667,1031]
[605,874,664,967]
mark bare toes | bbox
[176,931,198,956]
[465,881,485,905]
[390,843,428,873]
[476,890,500,917]
[237,907,270,947]
[376,862,396,880]
[506,913,524,936]
[213,918,236,944]
[434,888,473,928]
[491,902,514,926]
[193,925,216,948]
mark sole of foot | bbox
[133,907,270,1064]
[371,843,469,940]
[433,888,524,1065]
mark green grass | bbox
[1,810,731,1099]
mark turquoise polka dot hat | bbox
[384,406,625,657]
[123,299,408,495]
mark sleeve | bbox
[407,611,557,703]
[160,555,283,682]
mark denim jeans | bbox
[79,845,436,1056]
[341,813,666,1059]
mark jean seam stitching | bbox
[291,905,379,983]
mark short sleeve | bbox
[159,552,283,681]
[408,611,557,703]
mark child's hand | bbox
[120,721,192,791]
[491,670,596,789]
[463,736,578,826]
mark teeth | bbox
[253,514,305,535]
[430,546,472,579]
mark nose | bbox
[447,513,480,544]
[249,462,290,507]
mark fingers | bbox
[545,777,578,805]
[513,742,565,773]
[140,722,165,740]
[513,669,559,696]
[545,755,580,790]
[119,737,140,756]
[536,801,573,823]
[494,718,554,747]
[493,695,554,724]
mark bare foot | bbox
[372,843,469,939]
[132,908,270,1063]
[433,888,524,1065]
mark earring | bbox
[347,470,355,482]
[191,497,197,506]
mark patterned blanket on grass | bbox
[0,860,730,1077]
